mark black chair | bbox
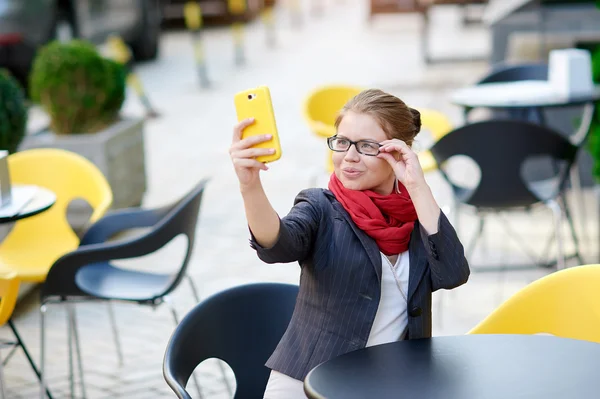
[163,282,299,399]
[465,62,595,259]
[37,179,231,398]
[77,186,204,370]
[430,120,584,271]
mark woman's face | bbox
[332,111,396,195]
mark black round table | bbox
[303,334,600,399]
[0,185,56,223]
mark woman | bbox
[229,89,470,398]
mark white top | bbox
[366,251,410,347]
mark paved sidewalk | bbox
[3,1,598,398]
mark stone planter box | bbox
[20,117,147,210]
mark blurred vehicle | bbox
[160,0,263,24]
[0,0,161,89]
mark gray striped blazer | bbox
[249,188,470,381]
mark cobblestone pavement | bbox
[3,1,598,398]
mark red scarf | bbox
[328,173,417,255]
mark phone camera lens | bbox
[248,94,255,100]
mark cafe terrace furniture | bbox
[163,282,298,399]
[304,334,600,399]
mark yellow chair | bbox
[303,85,364,173]
[469,265,600,343]
[417,108,454,173]
[0,148,113,282]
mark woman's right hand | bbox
[229,118,276,189]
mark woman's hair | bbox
[334,89,421,146]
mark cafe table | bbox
[304,334,600,399]
[0,184,56,224]
[450,81,600,112]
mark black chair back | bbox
[430,120,577,209]
[163,282,298,399]
[41,179,209,301]
[477,63,548,84]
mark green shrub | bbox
[29,39,126,134]
[588,44,600,180]
[102,59,127,120]
[0,69,27,153]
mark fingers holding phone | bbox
[232,117,254,143]
[230,119,274,187]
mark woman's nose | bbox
[344,145,360,162]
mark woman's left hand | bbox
[377,139,426,191]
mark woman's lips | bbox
[342,168,363,178]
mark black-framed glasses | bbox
[327,136,382,156]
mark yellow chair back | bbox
[417,108,454,173]
[0,268,19,327]
[303,85,363,138]
[303,85,363,173]
[469,265,600,343]
[0,148,113,282]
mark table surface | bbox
[0,185,56,223]
[304,334,600,399]
[450,80,600,108]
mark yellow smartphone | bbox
[234,86,282,164]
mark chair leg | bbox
[40,305,47,399]
[186,275,201,304]
[547,199,566,270]
[452,199,461,237]
[561,194,584,265]
[67,307,74,399]
[67,304,87,399]
[7,320,52,398]
[107,302,124,366]
[466,214,485,261]
[569,165,588,255]
[0,343,17,367]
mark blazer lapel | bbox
[327,193,382,282]
[408,222,427,301]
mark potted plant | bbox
[21,39,146,209]
[0,69,27,154]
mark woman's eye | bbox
[360,142,378,151]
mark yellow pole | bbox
[261,3,276,48]
[184,1,210,87]
[105,35,159,118]
[228,0,247,65]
